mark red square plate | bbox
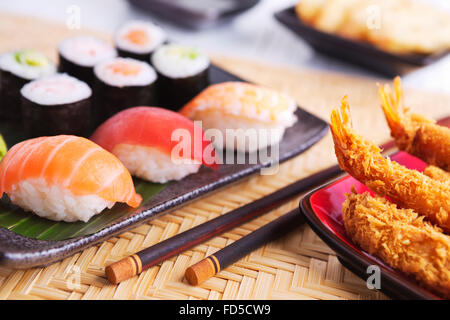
[299,151,442,300]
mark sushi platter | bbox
[0,19,328,268]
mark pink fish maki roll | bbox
[91,107,219,183]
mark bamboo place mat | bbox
[0,13,449,300]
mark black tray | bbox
[275,6,450,77]
[0,64,328,268]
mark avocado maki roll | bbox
[93,57,157,124]
[151,44,209,110]
[21,74,92,137]
[0,50,56,120]
[58,36,117,87]
[115,21,166,62]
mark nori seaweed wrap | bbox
[93,57,157,125]
[151,44,209,110]
[115,21,166,62]
[20,74,92,137]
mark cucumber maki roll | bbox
[115,21,166,62]
[58,36,117,87]
[21,74,92,137]
[0,50,56,120]
[0,135,6,162]
[93,57,157,124]
[151,44,209,110]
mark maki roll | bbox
[151,44,210,110]
[21,74,92,137]
[115,20,166,62]
[0,50,56,120]
[58,36,117,87]
[180,82,298,153]
[91,107,219,183]
[0,135,142,222]
[93,57,157,123]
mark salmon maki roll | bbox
[0,135,142,222]
[91,107,219,183]
[179,82,297,152]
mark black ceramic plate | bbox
[0,64,328,268]
[128,0,260,30]
[275,6,450,77]
[299,152,441,300]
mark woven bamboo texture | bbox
[0,13,449,300]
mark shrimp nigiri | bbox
[179,82,297,152]
[330,97,450,231]
[0,135,142,222]
[91,106,219,183]
[379,76,450,171]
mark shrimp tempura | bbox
[379,77,450,171]
[343,190,450,299]
[330,97,450,231]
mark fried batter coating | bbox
[330,97,450,231]
[379,77,450,171]
[424,166,450,185]
[343,190,450,299]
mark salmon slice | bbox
[124,29,150,45]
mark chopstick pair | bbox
[105,164,343,284]
[185,208,304,285]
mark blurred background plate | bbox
[275,6,450,77]
[128,0,260,30]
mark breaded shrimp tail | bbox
[424,165,450,185]
[379,76,450,171]
[330,97,450,231]
[343,190,450,299]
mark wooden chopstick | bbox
[106,115,450,285]
[185,209,303,285]
[105,164,343,284]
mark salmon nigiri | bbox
[91,106,219,183]
[0,135,142,222]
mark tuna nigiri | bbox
[179,82,298,152]
[0,135,142,222]
[91,106,219,183]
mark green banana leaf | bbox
[0,179,166,241]
[0,122,167,241]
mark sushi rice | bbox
[151,44,210,79]
[10,178,115,222]
[114,144,201,183]
[21,73,92,106]
[58,36,117,67]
